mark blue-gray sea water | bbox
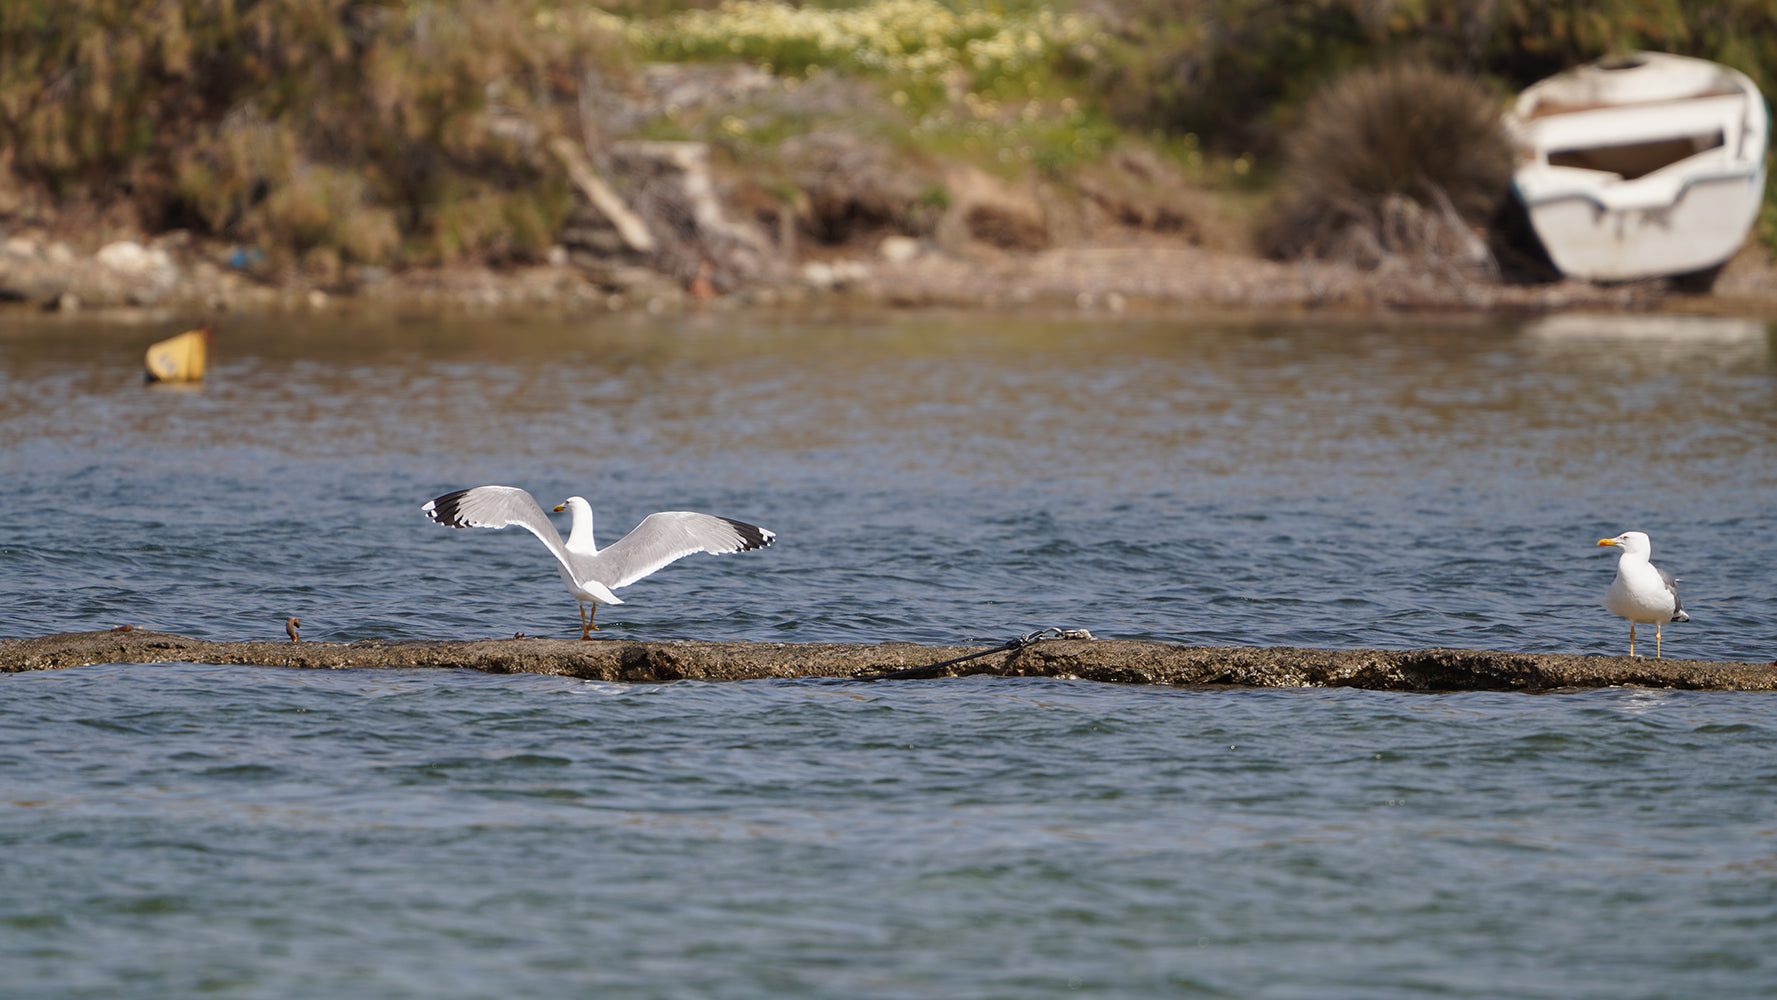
[5,666,1776,999]
[3,310,1776,996]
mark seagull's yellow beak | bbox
[1597,538,1620,547]
[553,503,567,513]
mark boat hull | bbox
[1505,52,1769,283]
[1516,165,1767,281]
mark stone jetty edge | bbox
[3,630,1773,691]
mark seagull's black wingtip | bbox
[722,517,775,551]
[422,488,475,528]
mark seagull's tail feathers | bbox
[1671,609,1690,623]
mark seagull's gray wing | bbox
[1658,565,1683,614]
[421,486,575,576]
[591,512,774,590]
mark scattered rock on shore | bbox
[3,191,1775,318]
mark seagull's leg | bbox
[1656,623,1662,660]
[578,602,600,640]
[1628,622,1636,658]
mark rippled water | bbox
[2,308,1774,657]
[4,307,1777,997]
[5,665,1777,999]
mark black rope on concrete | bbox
[854,627,1096,682]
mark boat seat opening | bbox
[1547,131,1726,180]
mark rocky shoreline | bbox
[7,226,1777,321]
[8,122,1777,321]
[5,629,1774,691]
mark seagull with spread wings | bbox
[422,485,774,638]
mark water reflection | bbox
[1524,311,1770,346]
[1522,311,1773,372]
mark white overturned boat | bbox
[1503,51,1769,284]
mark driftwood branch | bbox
[549,136,657,254]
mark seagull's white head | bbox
[1598,531,1651,557]
[552,496,597,551]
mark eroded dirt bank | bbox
[4,629,1773,691]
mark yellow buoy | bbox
[145,327,210,382]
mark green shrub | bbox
[626,0,1101,92]
[1093,0,1376,158]
[0,0,625,268]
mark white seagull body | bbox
[422,485,774,638]
[1597,530,1687,659]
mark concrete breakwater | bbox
[4,630,1774,691]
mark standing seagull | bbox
[422,485,774,639]
[1597,530,1688,658]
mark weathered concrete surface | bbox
[3,630,1774,691]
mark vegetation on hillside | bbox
[1,0,1773,277]
[0,0,624,276]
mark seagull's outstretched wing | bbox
[594,512,774,590]
[422,486,574,576]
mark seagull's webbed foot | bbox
[578,603,600,640]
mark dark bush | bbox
[1257,63,1513,269]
